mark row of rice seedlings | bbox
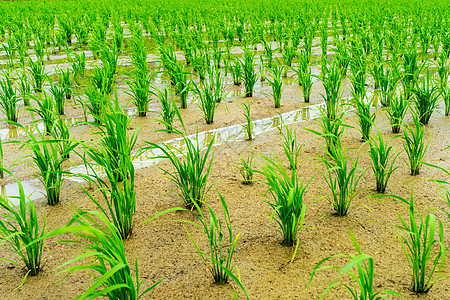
[82,99,137,239]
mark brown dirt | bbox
[1,62,450,299]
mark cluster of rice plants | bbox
[48,211,161,299]
[146,129,214,209]
[0,75,20,122]
[259,155,310,246]
[0,174,46,277]
[318,145,366,216]
[402,117,430,176]
[266,63,284,108]
[310,230,401,299]
[1,0,450,298]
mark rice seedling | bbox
[49,81,65,115]
[241,49,258,98]
[193,81,218,124]
[49,210,161,298]
[307,108,349,153]
[317,144,365,216]
[24,129,73,205]
[155,86,178,131]
[0,75,20,122]
[412,69,439,125]
[368,131,400,193]
[349,59,367,96]
[28,92,56,135]
[443,87,450,117]
[266,63,284,108]
[402,116,430,176]
[320,60,343,120]
[59,18,73,44]
[278,122,302,170]
[126,72,153,117]
[27,57,46,93]
[378,63,402,107]
[310,230,401,299]
[145,129,215,209]
[240,101,253,140]
[91,63,116,95]
[171,62,190,109]
[210,66,226,103]
[236,151,254,184]
[386,93,408,134]
[282,42,296,75]
[51,114,76,160]
[17,71,31,106]
[84,85,110,124]
[68,50,86,85]
[184,193,247,298]
[436,52,449,90]
[293,51,313,103]
[389,192,447,293]
[230,57,242,86]
[258,154,310,246]
[0,173,46,277]
[87,97,137,183]
[351,88,376,142]
[402,48,423,99]
[263,40,274,68]
[58,68,72,100]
